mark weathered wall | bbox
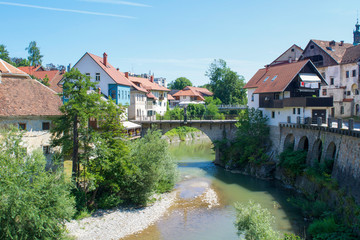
[278,124,360,202]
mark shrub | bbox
[0,129,75,239]
[279,149,307,177]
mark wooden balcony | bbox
[259,97,333,108]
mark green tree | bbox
[169,77,193,90]
[205,59,247,105]
[26,41,43,66]
[0,44,11,63]
[0,128,75,239]
[51,68,101,183]
[11,57,30,67]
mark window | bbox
[95,73,100,81]
[271,75,277,81]
[347,91,351,96]
[297,108,301,114]
[111,90,116,100]
[85,73,90,77]
[18,123,26,130]
[355,89,359,95]
[251,94,254,102]
[322,89,327,96]
[346,71,350,78]
[263,77,269,82]
[340,106,344,114]
[42,122,50,130]
[310,45,314,49]
[293,108,296,114]
[183,96,186,99]
[274,93,280,100]
[330,77,334,85]
[310,55,323,67]
[291,48,295,52]
[43,146,50,155]
[272,111,275,118]
[352,70,356,77]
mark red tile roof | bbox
[31,70,64,93]
[86,53,132,87]
[0,63,62,117]
[172,89,205,101]
[167,94,175,100]
[18,65,43,75]
[184,86,213,96]
[244,60,311,94]
[146,92,158,100]
[0,59,28,75]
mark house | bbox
[300,21,360,117]
[244,60,333,126]
[73,52,132,106]
[154,77,167,88]
[126,72,170,120]
[172,86,213,107]
[0,59,63,166]
[269,44,303,66]
[18,65,64,93]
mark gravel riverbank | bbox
[66,192,177,240]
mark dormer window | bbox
[271,75,278,81]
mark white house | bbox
[0,59,63,167]
[172,86,213,107]
[244,60,333,126]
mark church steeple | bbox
[354,17,360,45]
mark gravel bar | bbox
[66,192,177,240]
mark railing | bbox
[260,97,333,108]
[154,114,239,121]
[216,104,247,110]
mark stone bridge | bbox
[134,120,238,143]
[275,123,360,201]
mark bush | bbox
[234,201,280,240]
[279,149,307,177]
[0,129,75,239]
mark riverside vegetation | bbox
[217,107,360,239]
[0,69,177,239]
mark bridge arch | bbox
[325,142,336,160]
[284,134,295,150]
[297,136,309,152]
[312,139,323,163]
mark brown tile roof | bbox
[341,44,360,64]
[31,70,64,93]
[86,53,132,87]
[244,60,310,94]
[184,86,213,96]
[172,89,205,101]
[311,39,353,63]
[128,75,170,92]
[0,59,28,75]
[18,65,44,75]
[0,75,62,117]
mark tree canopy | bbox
[205,59,247,105]
[0,44,11,63]
[169,77,193,90]
[26,41,43,66]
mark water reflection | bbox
[124,140,304,240]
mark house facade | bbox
[172,86,213,107]
[73,52,132,106]
[245,60,333,126]
[300,35,360,117]
[0,59,63,167]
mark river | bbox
[124,139,304,240]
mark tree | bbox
[11,57,30,67]
[0,44,11,63]
[169,77,193,90]
[51,68,101,183]
[205,59,247,105]
[0,128,75,239]
[26,41,43,66]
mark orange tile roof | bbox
[128,75,170,92]
[31,70,64,93]
[244,60,311,94]
[184,86,213,96]
[172,89,205,101]
[0,59,28,75]
[167,94,175,100]
[86,53,132,87]
[146,92,158,100]
[18,65,43,75]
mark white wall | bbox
[247,88,259,109]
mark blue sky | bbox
[1,0,359,86]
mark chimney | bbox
[150,75,154,82]
[116,68,119,71]
[330,40,336,46]
[103,52,107,67]
[125,72,129,78]
[340,40,344,46]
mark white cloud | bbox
[79,0,151,7]
[0,1,135,18]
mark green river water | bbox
[126,139,305,240]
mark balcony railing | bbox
[259,97,333,108]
